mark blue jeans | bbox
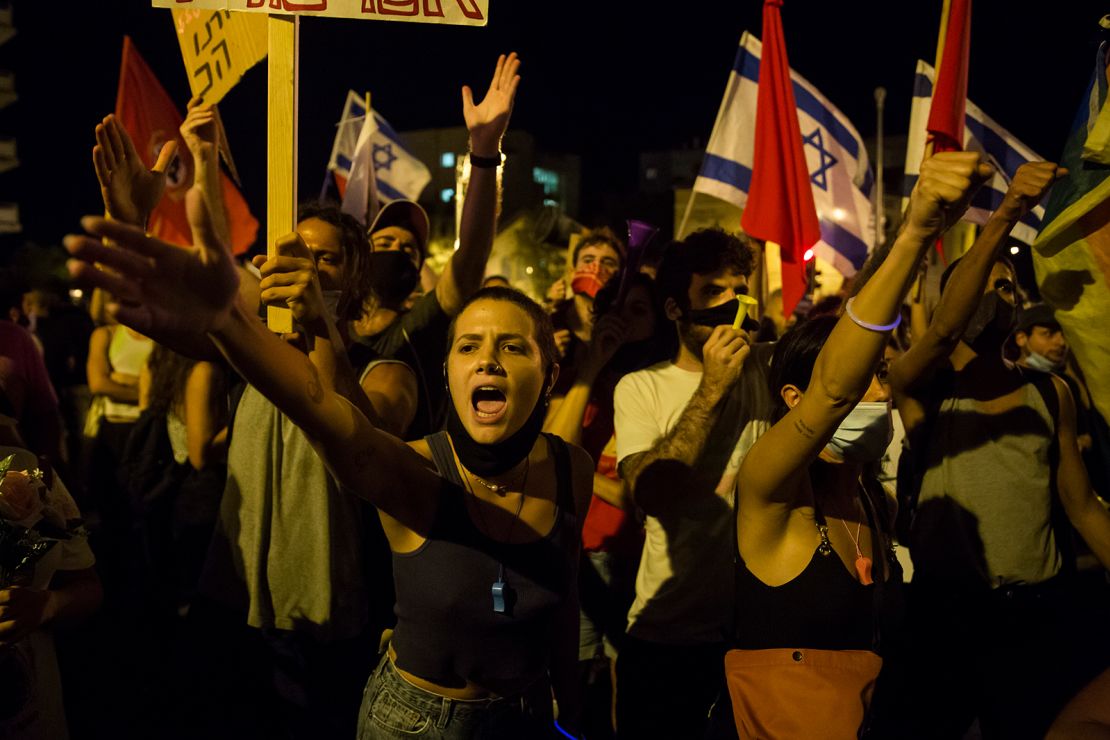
[357,653,559,739]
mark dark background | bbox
[3,0,1107,252]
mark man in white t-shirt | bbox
[614,228,773,739]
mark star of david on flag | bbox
[327,90,432,212]
[692,32,876,277]
[903,60,1045,245]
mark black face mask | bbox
[444,375,550,478]
[963,292,1019,354]
[684,297,760,332]
[369,251,420,309]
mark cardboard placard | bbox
[154,0,489,26]
[171,8,268,104]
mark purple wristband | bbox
[844,297,901,332]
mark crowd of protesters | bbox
[1,49,1109,740]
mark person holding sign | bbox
[66,53,597,740]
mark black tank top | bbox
[733,488,903,653]
[390,432,578,696]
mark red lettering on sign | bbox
[361,0,483,17]
[281,0,328,9]
[422,0,483,19]
[245,0,266,7]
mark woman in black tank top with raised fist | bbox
[714,152,992,738]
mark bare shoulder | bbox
[364,360,416,386]
[407,437,437,467]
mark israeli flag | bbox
[327,90,431,203]
[693,32,875,277]
[904,60,1045,245]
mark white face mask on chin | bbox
[824,401,894,464]
[1024,350,1064,373]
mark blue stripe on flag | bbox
[900,174,1041,231]
[914,73,932,97]
[376,178,407,202]
[860,167,874,200]
[701,153,752,191]
[912,73,1032,180]
[819,219,870,270]
[336,154,352,171]
[373,113,405,147]
[963,117,1030,180]
[735,49,860,160]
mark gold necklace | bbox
[468,458,530,496]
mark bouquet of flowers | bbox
[0,452,78,722]
[0,453,68,587]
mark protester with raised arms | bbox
[715,152,990,738]
[888,161,1110,739]
[351,53,520,441]
[68,53,598,739]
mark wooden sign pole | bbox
[266,14,298,333]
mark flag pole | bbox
[873,86,886,249]
[676,187,697,240]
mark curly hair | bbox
[572,226,626,269]
[297,201,372,322]
[655,228,756,312]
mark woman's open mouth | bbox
[471,386,508,423]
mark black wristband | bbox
[469,152,502,169]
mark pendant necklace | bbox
[463,458,529,614]
[839,498,874,586]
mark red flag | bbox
[115,36,258,255]
[926,0,971,153]
[739,0,821,319]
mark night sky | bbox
[5,0,1107,251]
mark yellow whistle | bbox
[732,295,759,331]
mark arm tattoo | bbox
[625,384,723,488]
[793,417,817,439]
[305,358,324,404]
[353,443,375,472]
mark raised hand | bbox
[997,161,1067,222]
[64,187,240,342]
[701,325,750,398]
[92,114,178,227]
[252,232,327,331]
[180,97,219,162]
[462,52,521,157]
[905,151,994,239]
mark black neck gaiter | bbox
[444,388,546,478]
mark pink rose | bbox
[0,471,43,525]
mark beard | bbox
[677,320,712,361]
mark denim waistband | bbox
[374,653,529,723]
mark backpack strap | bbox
[1018,366,1075,573]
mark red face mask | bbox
[570,261,617,299]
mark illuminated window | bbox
[533,167,560,196]
[441,152,456,168]
[440,188,455,203]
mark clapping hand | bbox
[92,114,178,227]
[65,187,240,343]
[463,52,521,157]
[180,97,219,163]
